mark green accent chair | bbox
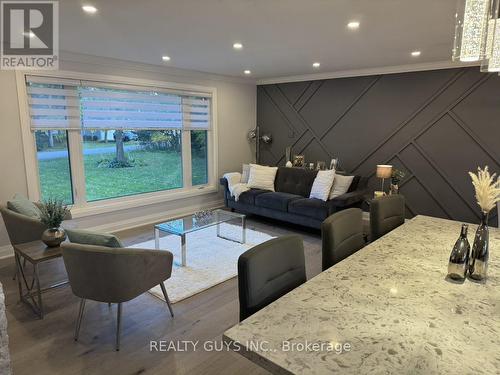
[321,208,365,271]
[370,195,405,241]
[237,235,306,321]
[61,242,174,351]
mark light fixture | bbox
[23,31,35,38]
[347,21,360,30]
[376,165,393,195]
[162,55,171,62]
[82,5,98,14]
[411,50,421,57]
[481,14,500,71]
[247,126,272,162]
[312,62,320,68]
[233,42,243,50]
[452,0,497,63]
[244,70,251,75]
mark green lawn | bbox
[38,149,208,204]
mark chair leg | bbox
[116,303,122,351]
[74,298,86,341]
[159,282,174,317]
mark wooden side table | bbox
[13,241,68,319]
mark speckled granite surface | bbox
[0,283,11,375]
[224,215,500,375]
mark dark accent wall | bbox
[257,68,500,224]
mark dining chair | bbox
[61,242,174,351]
[370,195,405,241]
[237,235,306,321]
[321,208,365,271]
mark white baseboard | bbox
[0,200,225,260]
[0,245,13,260]
[89,200,225,234]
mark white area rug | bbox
[130,223,274,303]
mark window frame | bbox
[16,70,218,218]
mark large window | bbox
[35,130,73,204]
[24,75,214,210]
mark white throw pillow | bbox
[247,164,278,191]
[329,174,355,199]
[241,164,250,183]
[309,169,336,201]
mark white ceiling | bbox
[60,0,461,80]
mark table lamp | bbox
[376,165,393,194]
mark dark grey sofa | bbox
[220,167,368,229]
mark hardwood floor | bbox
[0,215,323,375]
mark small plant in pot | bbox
[39,199,70,247]
[390,169,406,195]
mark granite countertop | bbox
[223,215,500,374]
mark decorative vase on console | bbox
[39,199,70,247]
[467,167,500,281]
[285,146,293,167]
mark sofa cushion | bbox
[255,192,303,212]
[236,189,268,205]
[288,198,329,221]
[247,164,278,191]
[7,194,41,218]
[66,229,123,248]
[274,167,318,197]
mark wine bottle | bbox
[447,224,470,280]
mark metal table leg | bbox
[34,264,43,319]
[155,228,160,250]
[181,234,186,267]
[241,216,246,243]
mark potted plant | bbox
[468,166,500,281]
[39,199,70,247]
[390,169,406,195]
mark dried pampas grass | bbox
[469,166,500,214]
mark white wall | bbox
[0,52,256,250]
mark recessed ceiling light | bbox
[312,62,320,68]
[233,42,243,50]
[411,50,421,57]
[347,21,360,30]
[82,5,98,14]
[162,55,171,61]
[244,70,251,75]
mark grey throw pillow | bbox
[66,228,123,248]
[7,194,41,218]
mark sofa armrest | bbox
[220,178,230,206]
[328,189,368,209]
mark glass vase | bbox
[469,213,489,281]
[448,224,470,280]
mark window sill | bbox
[70,184,218,219]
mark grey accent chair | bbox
[61,243,174,351]
[1,203,72,279]
[370,195,405,241]
[321,208,365,271]
[237,235,306,321]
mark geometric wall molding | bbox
[258,67,500,224]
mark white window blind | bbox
[26,76,81,130]
[25,76,212,131]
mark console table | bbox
[224,216,500,374]
[13,241,68,319]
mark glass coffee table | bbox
[154,209,246,267]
